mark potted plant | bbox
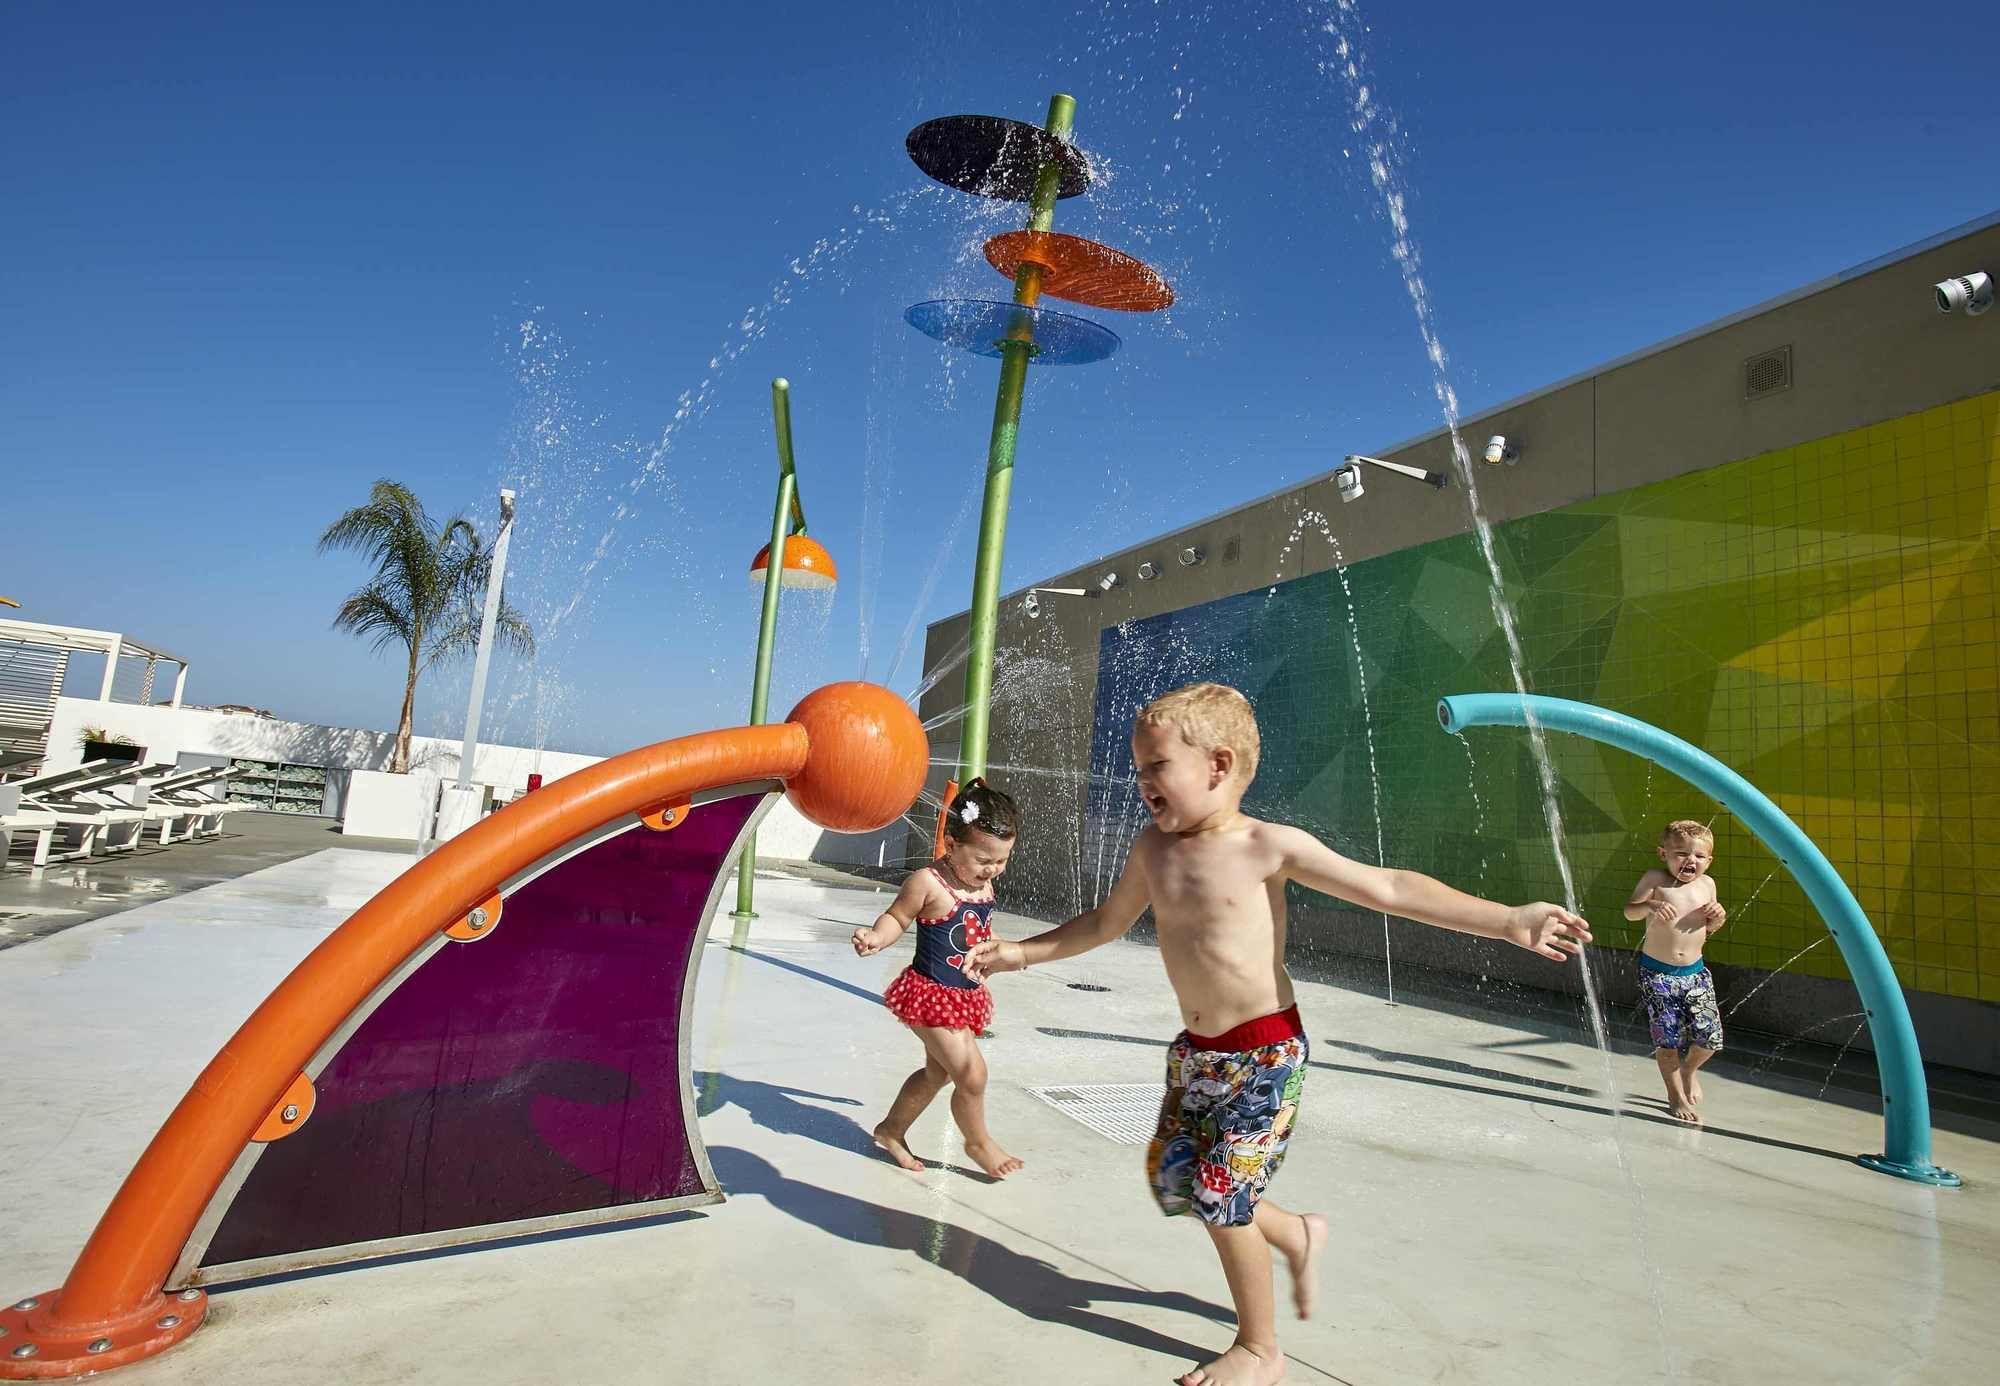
[78,726,143,764]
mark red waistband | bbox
[1185,1004,1305,1052]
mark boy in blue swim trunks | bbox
[1625,820,1729,1124]
[971,683,1591,1386]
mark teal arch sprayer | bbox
[1436,692,1960,1187]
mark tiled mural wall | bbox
[1083,392,2000,1007]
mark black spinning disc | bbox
[905,115,1092,201]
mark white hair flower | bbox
[960,801,981,824]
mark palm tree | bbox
[319,480,534,773]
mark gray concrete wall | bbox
[913,217,2000,1074]
[919,217,2000,936]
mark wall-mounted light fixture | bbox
[1935,271,1993,316]
[1336,453,1449,503]
[1021,586,1087,619]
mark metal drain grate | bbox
[1028,1083,1165,1145]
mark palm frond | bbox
[318,481,427,565]
[422,614,482,671]
[331,582,415,658]
[438,516,480,552]
[493,600,536,657]
[421,594,536,670]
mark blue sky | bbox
[5,1,1995,756]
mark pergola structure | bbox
[0,618,190,770]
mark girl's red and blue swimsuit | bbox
[882,866,995,1032]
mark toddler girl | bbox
[852,778,1024,1178]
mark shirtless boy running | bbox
[970,682,1592,1386]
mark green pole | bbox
[955,91,1076,788]
[732,379,800,921]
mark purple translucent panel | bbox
[201,792,760,1272]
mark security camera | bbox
[1335,465,1364,504]
[1482,436,1518,466]
[1178,545,1205,567]
[1022,591,1041,619]
[1935,272,1993,316]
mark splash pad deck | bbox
[3,858,1995,1383]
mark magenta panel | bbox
[200,792,760,1271]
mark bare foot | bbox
[1286,1213,1327,1319]
[872,1123,925,1172]
[965,1138,1024,1178]
[1686,1074,1704,1104]
[1179,1342,1287,1385]
[1668,1100,1701,1125]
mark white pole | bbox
[98,636,123,701]
[457,488,516,790]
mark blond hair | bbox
[1136,683,1261,782]
[1659,819,1714,849]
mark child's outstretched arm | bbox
[852,873,929,957]
[964,836,1153,979]
[1277,825,1591,962]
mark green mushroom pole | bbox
[955,90,1076,790]
[733,378,802,922]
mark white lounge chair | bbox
[7,759,174,860]
[0,800,67,867]
[1,790,146,867]
[144,767,247,840]
[5,759,120,796]
[53,762,217,846]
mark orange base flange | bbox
[0,1288,207,1380]
[983,231,1174,311]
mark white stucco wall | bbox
[343,768,442,841]
[45,696,917,867]
[46,697,600,793]
[754,796,908,868]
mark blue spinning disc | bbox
[903,299,1120,365]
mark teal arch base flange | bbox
[1437,692,1961,1188]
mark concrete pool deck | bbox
[2,848,1996,1383]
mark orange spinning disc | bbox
[983,231,1174,312]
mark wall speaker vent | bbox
[1743,345,1792,401]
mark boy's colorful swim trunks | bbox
[1147,1004,1309,1228]
[1639,954,1724,1054]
